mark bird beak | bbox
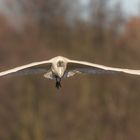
[58,68,64,78]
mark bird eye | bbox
[57,61,64,67]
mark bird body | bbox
[0,56,140,89]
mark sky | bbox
[81,0,140,16]
[118,0,139,15]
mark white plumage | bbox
[0,56,140,89]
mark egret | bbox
[0,56,140,89]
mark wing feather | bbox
[67,60,140,75]
[0,60,52,77]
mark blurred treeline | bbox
[0,0,140,140]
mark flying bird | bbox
[0,56,140,89]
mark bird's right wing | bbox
[66,59,140,76]
[0,60,52,77]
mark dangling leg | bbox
[55,76,62,89]
[56,81,61,89]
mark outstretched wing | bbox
[66,59,140,76]
[0,60,52,77]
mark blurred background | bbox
[0,0,140,140]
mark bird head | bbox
[52,59,67,78]
[57,60,66,78]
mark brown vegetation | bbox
[0,0,140,140]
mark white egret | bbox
[0,56,140,89]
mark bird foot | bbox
[56,81,62,89]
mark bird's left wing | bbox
[0,60,52,77]
[66,59,140,76]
